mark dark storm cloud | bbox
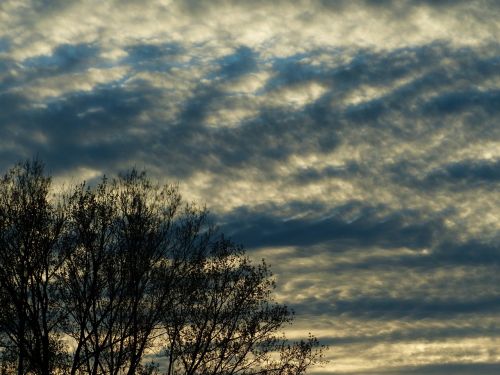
[334,46,500,129]
[323,363,500,375]
[325,239,500,271]
[389,158,500,192]
[289,162,361,184]
[30,0,75,13]
[0,38,9,53]
[323,324,500,345]
[219,201,441,250]
[425,159,500,185]
[22,43,100,75]
[329,296,500,320]
[2,41,499,183]
[214,46,258,80]
[123,42,184,72]
[0,82,161,173]
[432,240,500,265]
[423,89,500,116]
[258,42,500,144]
[266,45,423,90]
[125,43,182,62]
[149,43,498,180]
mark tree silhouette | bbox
[0,160,326,375]
[0,160,66,375]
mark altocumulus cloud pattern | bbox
[1,1,500,373]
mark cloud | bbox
[319,363,500,375]
[1,1,500,373]
[323,324,500,346]
[423,159,500,187]
[214,46,258,80]
[220,201,441,249]
[23,43,100,75]
[330,296,500,320]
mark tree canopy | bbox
[0,160,325,375]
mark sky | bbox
[1,0,500,373]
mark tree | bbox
[161,238,323,375]
[0,160,66,375]
[0,160,326,374]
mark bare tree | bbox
[161,237,325,375]
[0,160,66,375]
[60,171,212,375]
[0,160,326,375]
